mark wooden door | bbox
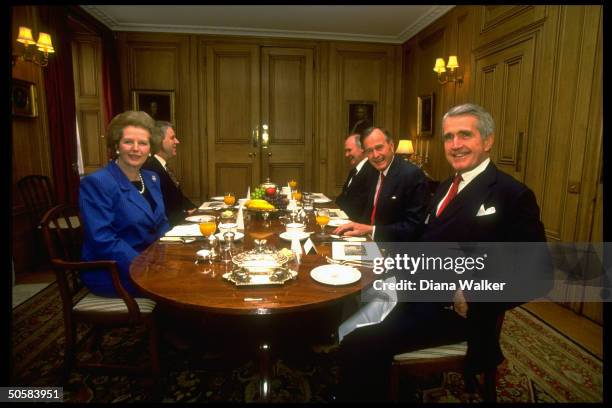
[473,35,535,181]
[261,47,314,191]
[206,44,260,196]
[72,34,106,174]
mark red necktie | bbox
[436,174,462,217]
[370,173,385,225]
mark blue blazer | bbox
[79,161,170,297]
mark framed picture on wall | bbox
[12,79,38,118]
[131,90,175,123]
[347,101,376,135]
[417,93,434,137]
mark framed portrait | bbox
[131,90,175,123]
[417,94,434,137]
[12,79,38,118]
[347,101,376,135]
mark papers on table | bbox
[328,208,348,219]
[331,241,381,261]
[311,193,332,204]
[164,224,202,237]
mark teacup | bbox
[218,222,238,234]
[286,222,305,234]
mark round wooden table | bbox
[130,213,375,401]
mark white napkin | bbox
[236,205,245,231]
[290,238,303,256]
[338,275,398,342]
[286,183,292,198]
[246,186,251,200]
[165,224,202,237]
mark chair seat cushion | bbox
[73,294,156,314]
[393,341,467,361]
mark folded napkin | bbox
[199,201,224,210]
[338,275,398,342]
[164,224,202,237]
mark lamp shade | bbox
[396,139,414,155]
[433,58,446,74]
[446,55,459,69]
[36,32,55,53]
[17,26,36,45]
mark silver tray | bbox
[232,249,289,269]
[222,267,298,286]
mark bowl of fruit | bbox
[249,182,289,214]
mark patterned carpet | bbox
[11,282,603,402]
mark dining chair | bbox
[389,313,505,402]
[40,204,160,380]
[16,175,57,230]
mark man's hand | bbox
[187,208,197,216]
[453,289,469,318]
[333,222,373,237]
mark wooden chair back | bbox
[16,175,57,229]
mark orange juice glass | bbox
[292,190,302,201]
[199,216,217,237]
[288,179,297,190]
[223,192,236,206]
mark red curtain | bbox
[101,30,123,128]
[39,6,80,206]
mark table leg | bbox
[258,342,272,402]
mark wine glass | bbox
[224,192,236,207]
[198,215,217,262]
[288,179,298,191]
[315,209,330,239]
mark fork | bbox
[325,256,373,268]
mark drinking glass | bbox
[288,179,298,191]
[261,210,271,228]
[292,190,302,201]
[224,192,236,206]
[198,215,217,262]
[315,209,330,239]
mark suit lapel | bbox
[108,162,157,223]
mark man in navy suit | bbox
[142,121,196,227]
[334,105,549,401]
[335,133,378,223]
[333,127,428,241]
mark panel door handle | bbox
[515,131,524,172]
[248,152,257,158]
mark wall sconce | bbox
[12,26,55,67]
[396,139,414,161]
[433,56,462,86]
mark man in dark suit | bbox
[334,105,550,401]
[335,133,378,223]
[333,127,427,241]
[142,121,196,227]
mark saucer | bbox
[279,231,312,241]
[215,231,244,241]
[310,264,361,285]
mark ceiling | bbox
[80,5,454,44]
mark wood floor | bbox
[14,267,603,359]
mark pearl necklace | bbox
[136,172,145,194]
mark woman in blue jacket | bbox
[79,110,170,297]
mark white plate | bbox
[279,231,312,241]
[313,197,332,204]
[210,196,225,201]
[185,215,216,223]
[310,264,361,286]
[328,218,351,227]
[215,231,244,241]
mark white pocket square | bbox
[476,205,496,216]
[391,196,397,200]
